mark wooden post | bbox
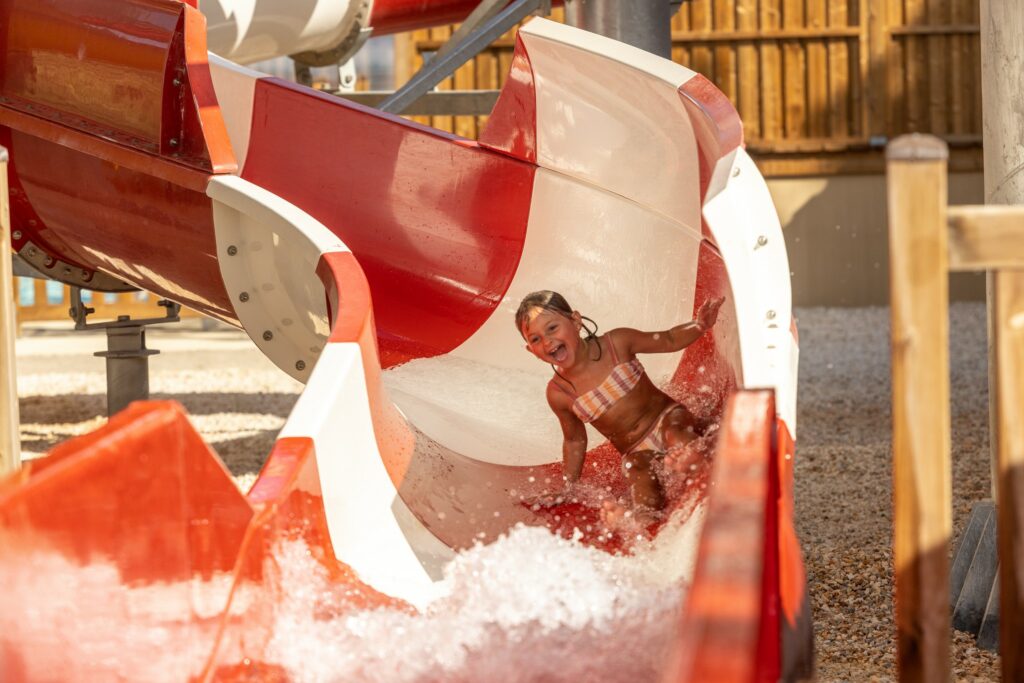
[0,146,19,474]
[886,134,951,683]
[991,270,1024,678]
[981,0,1024,503]
[981,4,1024,675]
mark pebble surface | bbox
[797,304,999,682]
[14,304,1002,680]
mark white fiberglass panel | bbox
[279,344,454,608]
[520,19,701,227]
[199,0,359,64]
[208,175,347,382]
[703,149,798,434]
[207,54,260,172]
[385,168,702,466]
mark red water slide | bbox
[0,1,812,680]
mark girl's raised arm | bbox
[616,296,725,356]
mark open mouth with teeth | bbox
[548,343,569,364]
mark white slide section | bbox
[201,18,797,605]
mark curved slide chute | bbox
[0,1,811,680]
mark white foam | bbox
[0,546,255,682]
[0,501,706,682]
[265,506,706,683]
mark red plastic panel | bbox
[670,240,740,410]
[668,390,779,683]
[317,250,417,485]
[478,32,537,163]
[202,437,410,680]
[0,402,252,582]
[0,0,234,173]
[242,80,536,367]
[677,74,743,204]
[7,131,237,320]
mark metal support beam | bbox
[564,0,674,58]
[378,0,550,115]
[96,323,158,417]
[337,89,500,116]
[69,288,181,417]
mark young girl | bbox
[516,290,724,515]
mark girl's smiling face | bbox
[520,307,583,367]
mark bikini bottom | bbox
[625,402,689,456]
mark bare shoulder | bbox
[546,378,574,412]
[605,327,644,357]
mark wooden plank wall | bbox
[396,1,982,177]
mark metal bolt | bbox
[43,256,54,267]
[63,267,72,276]
[766,310,777,320]
[239,291,249,302]
[227,245,238,256]
[169,138,179,147]
[11,230,21,240]
[172,78,182,87]
[26,247,36,257]
[262,330,273,341]
[756,235,768,247]
[295,360,306,371]
[82,270,93,281]
[732,166,741,177]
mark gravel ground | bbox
[796,303,999,681]
[12,304,1002,680]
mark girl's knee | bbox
[623,450,656,475]
[663,423,697,449]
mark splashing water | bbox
[264,505,706,683]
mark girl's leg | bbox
[662,405,704,473]
[622,449,665,509]
[662,404,701,449]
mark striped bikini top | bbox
[552,338,645,423]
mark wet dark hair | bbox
[515,290,602,372]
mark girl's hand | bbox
[527,479,577,508]
[696,297,725,332]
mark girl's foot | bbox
[600,499,628,530]
[600,499,659,533]
[665,442,700,473]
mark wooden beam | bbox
[947,205,1024,271]
[992,269,1024,681]
[886,134,951,683]
[982,2,1024,675]
[0,147,19,475]
[889,23,980,36]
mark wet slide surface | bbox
[0,1,811,680]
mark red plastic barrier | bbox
[667,390,780,682]
[0,402,252,681]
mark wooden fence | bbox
[887,134,1023,681]
[397,0,983,176]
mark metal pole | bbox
[0,147,18,474]
[95,320,158,417]
[564,0,672,58]
[981,1,1024,675]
